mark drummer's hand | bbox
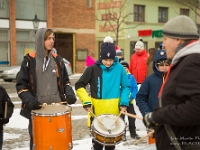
[84,107,91,112]
[28,100,42,110]
[120,106,127,113]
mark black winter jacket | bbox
[0,86,14,127]
[16,52,76,119]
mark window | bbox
[159,7,168,23]
[16,0,46,20]
[0,30,10,65]
[134,5,145,22]
[87,0,92,8]
[0,0,9,18]
[16,30,35,64]
[180,8,189,16]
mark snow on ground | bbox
[3,106,155,150]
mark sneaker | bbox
[130,133,141,139]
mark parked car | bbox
[0,58,72,82]
[63,58,72,76]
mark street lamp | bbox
[32,14,40,31]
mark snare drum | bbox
[91,114,125,146]
[31,105,72,150]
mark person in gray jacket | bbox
[16,28,76,149]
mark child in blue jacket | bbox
[120,60,140,140]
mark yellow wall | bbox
[95,0,197,62]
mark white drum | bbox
[91,114,125,146]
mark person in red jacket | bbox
[129,39,148,84]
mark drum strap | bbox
[159,96,182,150]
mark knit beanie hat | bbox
[163,15,199,39]
[100,36,116,60]
[120,60,129,68]
[116,45,123,56]
[135,40,144,50]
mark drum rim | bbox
[31,110,70,116]
[92,114,125,135]
[92,128,125,137]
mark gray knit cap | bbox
[162,15,199,39]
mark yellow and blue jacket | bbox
[75,57,130,116]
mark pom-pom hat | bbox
[100,36,116,60]
[116,45,122,56]
[162,15,199,39]
[135,40,144,50]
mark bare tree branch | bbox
[175,0,200,17]
[96,0,139,44]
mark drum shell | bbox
[31,105,72,150]
[91,114,125,146]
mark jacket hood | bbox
[172,40,200,65]
[153,49,167,76]
[35,28,50,59]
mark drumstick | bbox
[89,111,107,129]
[4,102,7,118]
[110,112,122,128]
[133,130,154,145]
[122,112,143,120]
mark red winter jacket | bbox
[129,50,148,84]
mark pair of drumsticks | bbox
[89,111,154,145]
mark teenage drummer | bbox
[75,36,130,150]
[16,28,77,150]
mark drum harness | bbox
[159,96,181,150]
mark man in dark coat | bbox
[143,15,200,150]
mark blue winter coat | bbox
[127,73,138,103]
[136,49,167,117]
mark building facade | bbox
[95,0,199,62]
[0,0,95,73]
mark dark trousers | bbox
[92,139,115,150]
[0,126,3,150]
[28,119,33,150]
[121,104,136,134]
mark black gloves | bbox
[19,92,42,110]
[65,85,77,104]
[143,112,157,128]
[27,100,42,110]
[0,118,9,124]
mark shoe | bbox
[130,133,141,139]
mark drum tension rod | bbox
[108,129,111,134]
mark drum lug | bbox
[68,113,71,118]
[68,143,73,150]
[49,146,53,150]
[32,144,36,150]
[48,117,52,122]
[57,128,65,132]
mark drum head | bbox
[93,114,125,136]
[31,105,71,116]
